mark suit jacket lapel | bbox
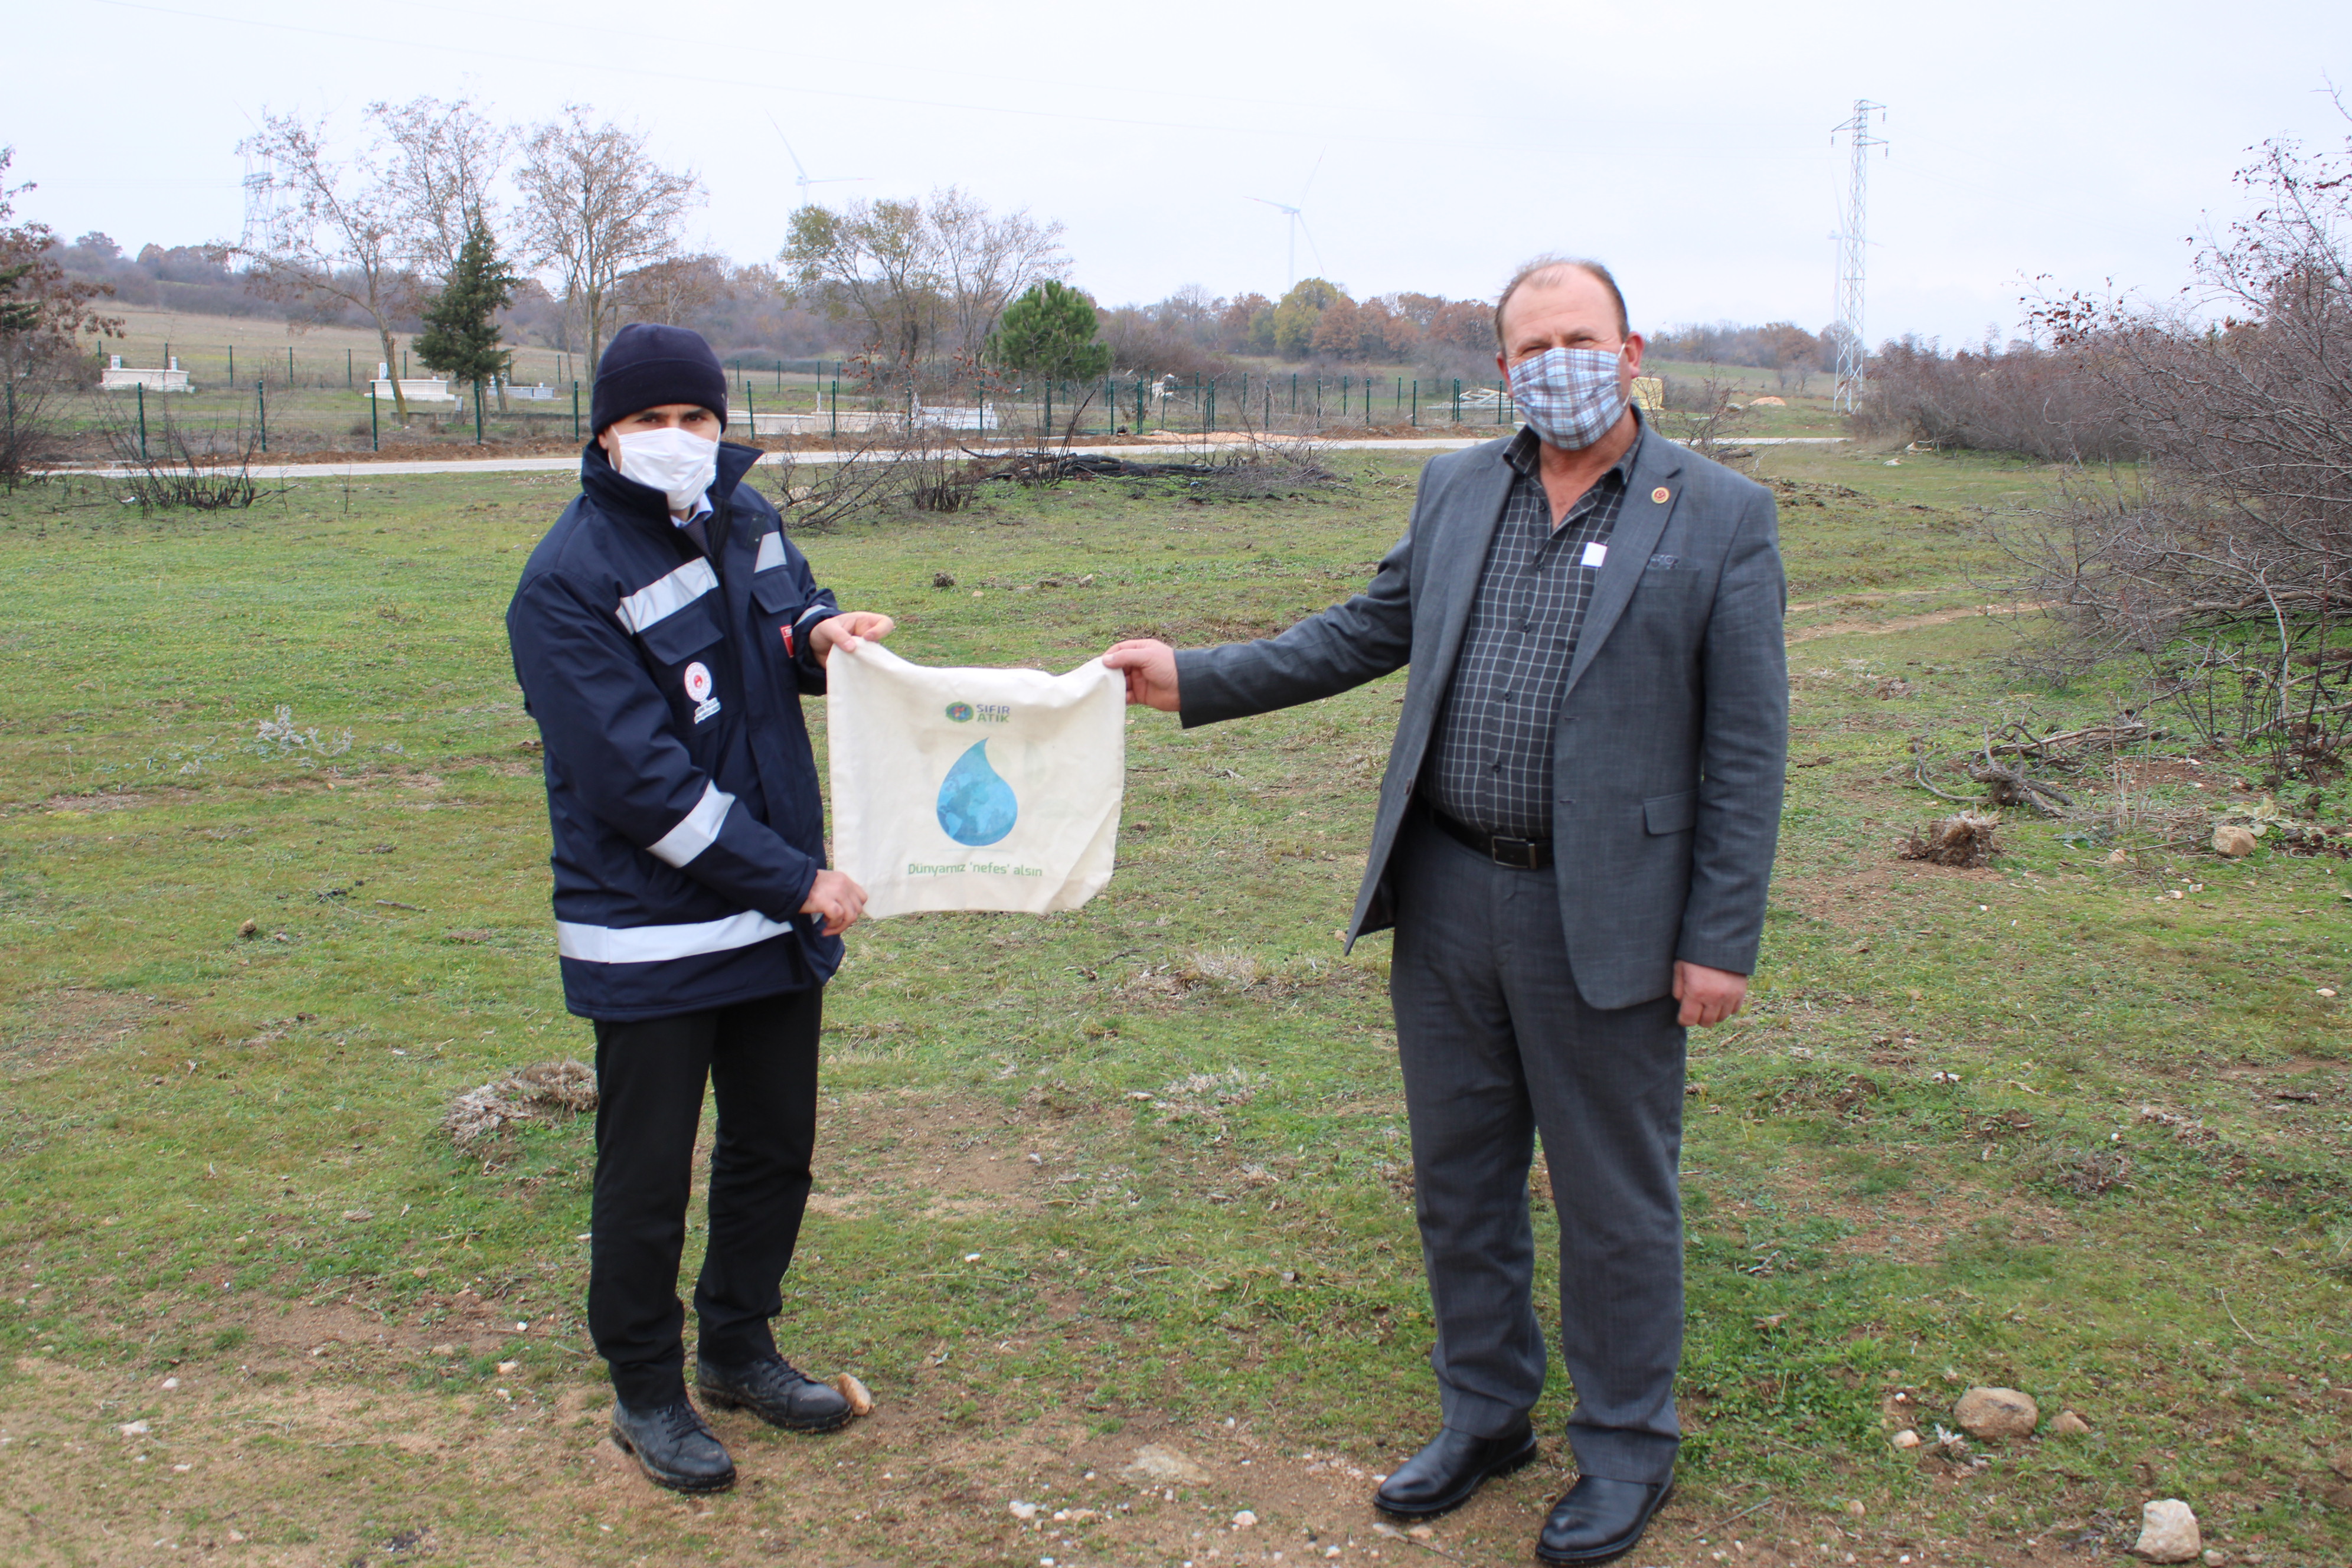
[1561,432,1684,700]
[1427,445,1517,681]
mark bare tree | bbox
[784,185,1067,389]
[0,148,123,478]
[1997,104,2352,787]
[516,108,701,381]
[614,252,728,328]
[929,186,1068,362]
[375,94,511,283]
[227,111,417,419]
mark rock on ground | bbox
[2212,825,2258,858]
[1954,1386,2039,1440]
[2134,1498,2201,1563]
[1120,1445,1208,1485]
[2050,1408,2092,1436]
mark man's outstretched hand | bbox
[810,612,896,667]
[1105,639,1181,711]
[1673,961,1748,1028]
[801,868,868,936]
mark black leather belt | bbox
[1420,799,1553,870]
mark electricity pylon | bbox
[1831,100,1887,414]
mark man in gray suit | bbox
[1105,257,1785,1565]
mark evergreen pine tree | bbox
[988,281,1111,384]
[414,215,518,408]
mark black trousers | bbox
[1388,817,1688,1487]
[589,987,822,1410]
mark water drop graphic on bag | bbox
[936,740,1018,846]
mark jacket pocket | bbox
[639,599,723,668]
[1643,789,1697,835]
[752,570,803,619]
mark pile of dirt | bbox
[443,1060,597,1149]
[1902,811,2000,868]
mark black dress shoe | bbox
[1373,1424,1538,1518]
[610,1397,736,1494]
[1535,1475,1674,1565]
[696,1354,854,1433]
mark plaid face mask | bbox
[1508,346,1629,451]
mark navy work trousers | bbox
[587,988,822,1409]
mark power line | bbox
[1831,99,1887,415]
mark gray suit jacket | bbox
[1174,427,1787,1010]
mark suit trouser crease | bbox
[589,989,821,1409]
[1389,817,1685,1486]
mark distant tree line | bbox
[1645,320,1848,391]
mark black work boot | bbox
[609,1397,736,1494]
[696,1353,854,1433]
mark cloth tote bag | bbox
[826,643,1125,917]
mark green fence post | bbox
[347,348,353,388]
[136,381,148,460]
[1291,373,1297,413]
[571,381,580,440]
[474,379,485,445]
[746,383,756,441]
[1497,380,1505,426]
[829,378,838,440]
[371,385,379,450]
[258,380,267,453]
[227,345,234,384]
[288,346,295,386]
[1043,379,1053,436]
[1412,380,1419,427]
[1453,379,1462,423]
[1206,377,1216,432]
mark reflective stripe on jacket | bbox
[507,439,842,1020]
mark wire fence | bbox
[74,362,1668,460]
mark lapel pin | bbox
[1651,486,1671,504]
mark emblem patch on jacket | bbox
[683,661,721,723]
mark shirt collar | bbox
[1505,403,1647,481]
[674,492,714,528]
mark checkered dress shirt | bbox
[1422,423,1642,839]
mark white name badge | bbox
[1581,541,1609,569]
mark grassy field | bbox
[1,439,2346,1568]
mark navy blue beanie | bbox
[590,324,729,434]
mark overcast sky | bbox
[11,0,2348,346]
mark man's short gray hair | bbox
[1494,256,1629,347]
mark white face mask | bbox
[612,426,718,515]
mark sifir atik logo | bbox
[683,661,721,724]
[945,701,1010,724]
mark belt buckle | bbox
[1490,835,1540,870]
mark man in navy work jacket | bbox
[507,323,897,1495]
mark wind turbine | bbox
[1249,151,1327,290]
[766,113,868,207]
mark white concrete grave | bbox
[100,355,191,392]
[367,377,458,404]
